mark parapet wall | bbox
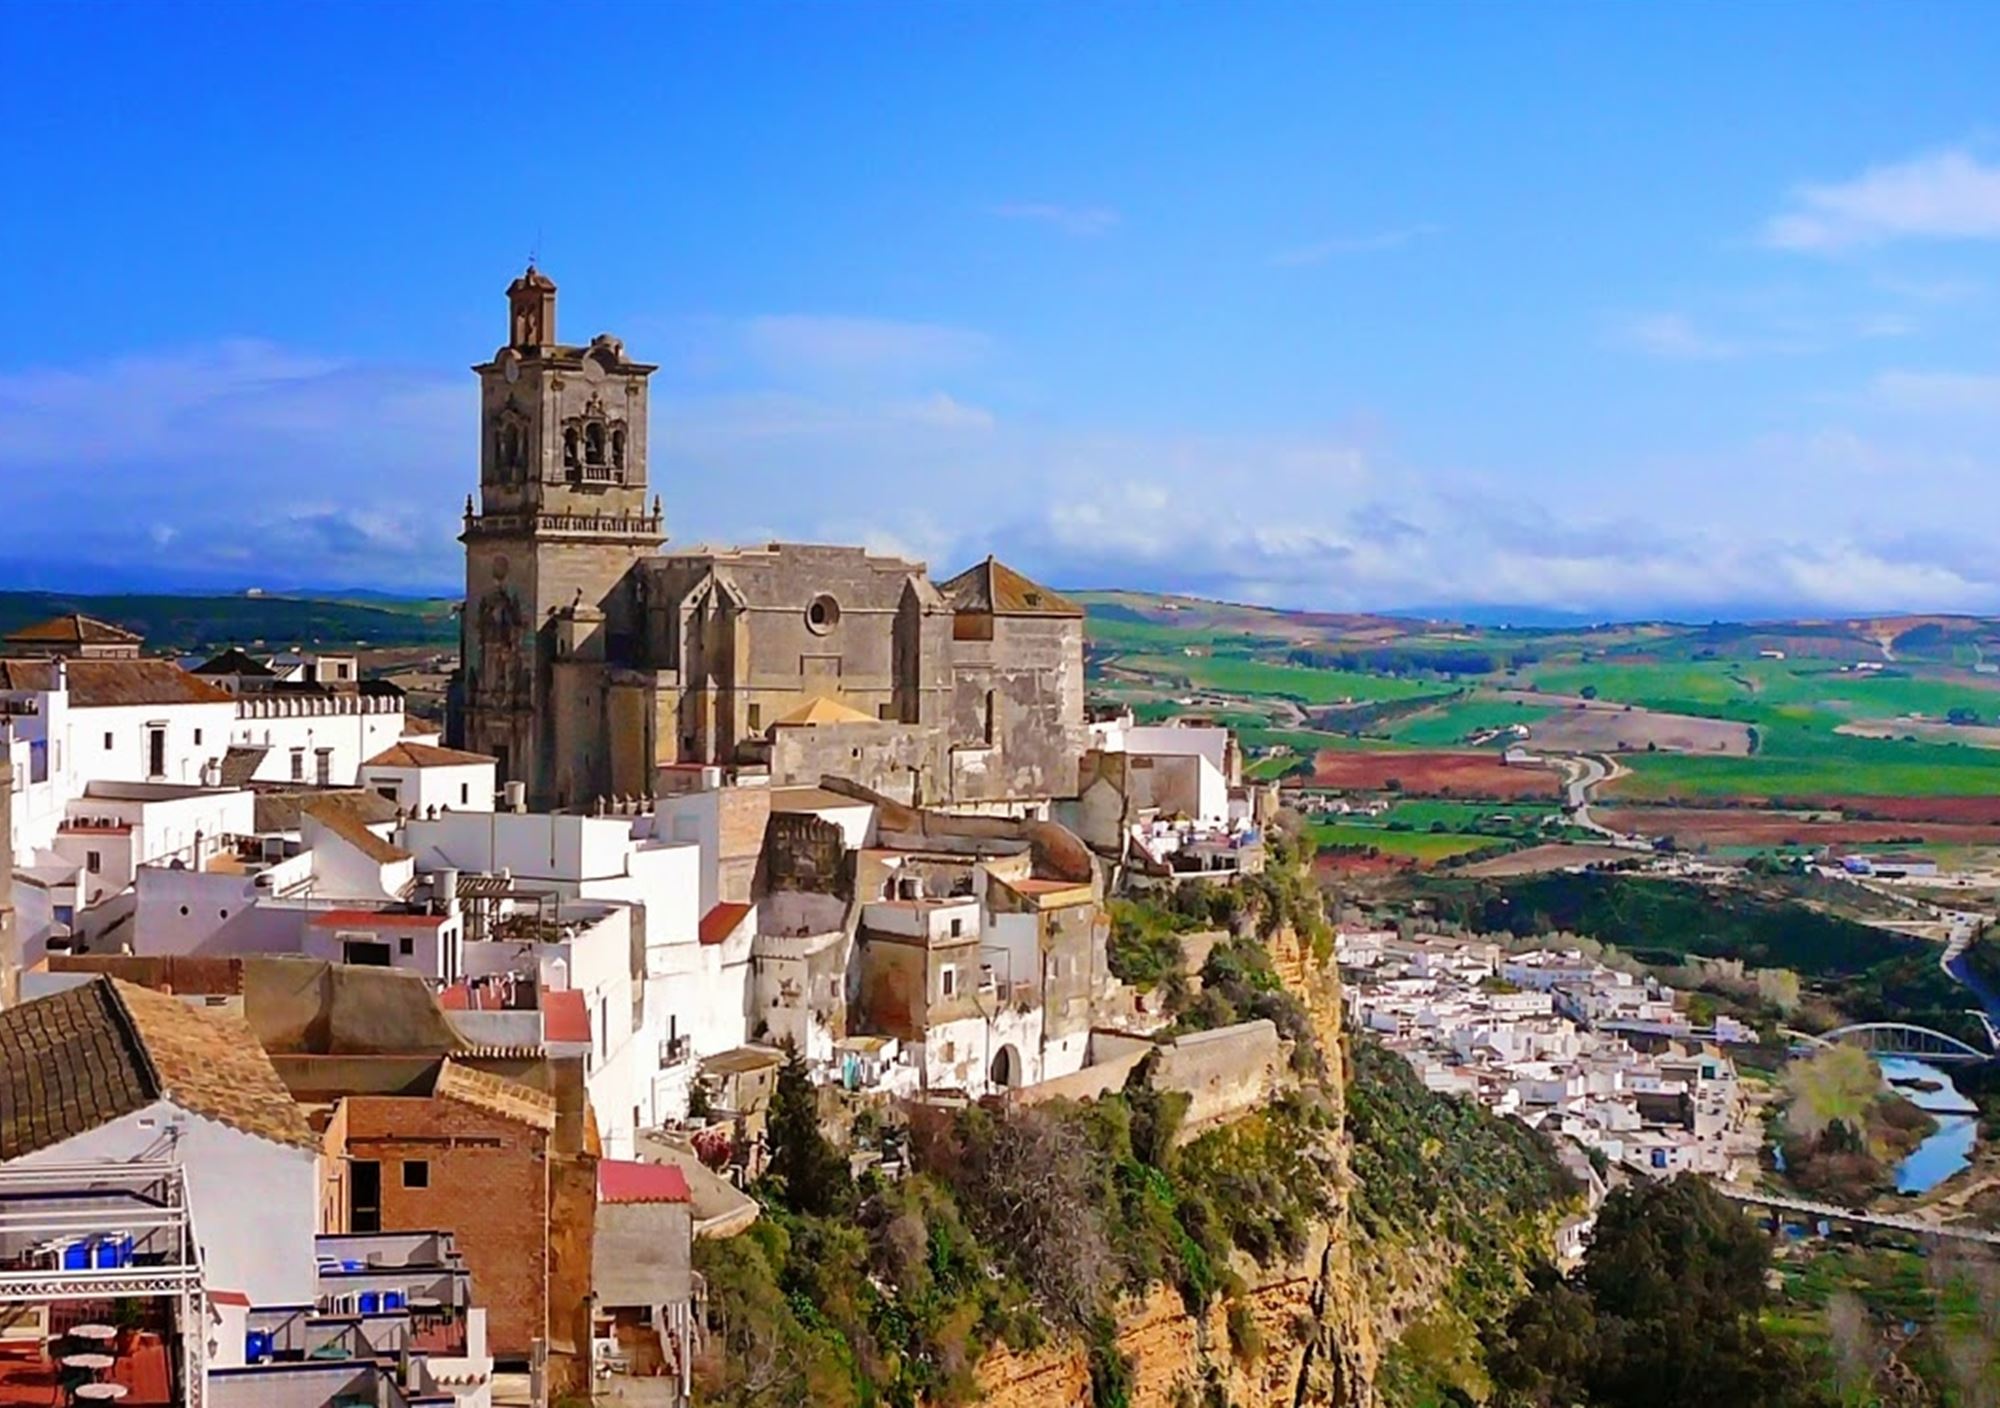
[1151,1018,1288,1135]
[1012,1019,1287,1132]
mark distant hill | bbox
[1073,589,2000,665]
[0,591,458,654]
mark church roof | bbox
[772,696,875,728]
[939,557,1083,618]
[5,613,143,647]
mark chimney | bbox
[503,780,526,813]
[433,867,460,919]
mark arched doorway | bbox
[990,1043,1022,1089]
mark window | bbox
[103,732,113,750]
[86,851,101,874]
[805,594,840,635]
[350,1161,382,1233]
[146,726,166,778]
[878,703,895,721]
[315,748,333,786]
[940,965,957,998]
[983,690,1000,745]
[746,703,762,732]
[290,749,305,782]
[193,728,203,746]
[398,936,415,956]
[401,1160,429,1190]
[376,786,399,803]
[949,917,962,938]
[343,937,392,967]
[459,783,469,806]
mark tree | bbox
[762,1040,850,1217]
[1489,1177,1826,1408]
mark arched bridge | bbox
[1787,1019,1995,1065]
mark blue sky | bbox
[6,3,2000,616]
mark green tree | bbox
[762,1040,851,1217]
[1490,1177,1827,1408]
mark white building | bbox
[0,977,321,1310]
[358,741,498,816]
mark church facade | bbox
[450,269,1085,813]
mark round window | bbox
[805,594,840,635]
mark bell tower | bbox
[451,267,664,807]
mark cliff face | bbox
[974,922,1379,1408]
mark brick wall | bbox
[335,1095,549,1360]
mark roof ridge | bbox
[98,979,166,1106]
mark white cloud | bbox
[13,325,2000,616]
[1620,312,1743,361]
[990,202,1121,237]
[1870,369,2000,415]
[740,315,989,375]
[890,392,996,432]
[1765,149,2000,252]
[1268,224,1440,267]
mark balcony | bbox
[661,1034,693,1067]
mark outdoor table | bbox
[61,1353,114,1373]
[67,1325,117,1342]
[77,1386,129,1402]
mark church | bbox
[449,268,1086,814]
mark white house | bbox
[0,976,321,1309]
[358,741,498,816]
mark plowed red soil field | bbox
[1799,795,2000,825]
[1597,806,2000,848]
[1293,749,1561,798]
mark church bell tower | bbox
[451,267,664,807]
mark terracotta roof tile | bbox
[5,613,142,646]
[363,741,495,769]
[0,978,314,1159]
[433,1059,555,1131]
[0,660,233,707]
[698,902,752,946]
[301,797,412,864]
[938,557,1082,617]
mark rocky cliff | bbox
[973,921,1379,1408]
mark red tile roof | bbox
[598,1158,691,1205]
[0,659,232,706]
[363,741,496,769]
[307,909,447,929]
[5,613,142,646]
[209,1289,251,1308]
[698,901,753,946]
[541,988,590,1045]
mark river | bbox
[1879,1056,1980,1194]
[1883,919,2000,1195]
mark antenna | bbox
[529,227,544,270]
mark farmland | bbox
[1084,593,2000,875]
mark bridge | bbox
[1712,1184,2000,1248]
[1784,1020,1995,1065]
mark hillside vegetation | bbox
[0,589,457,652]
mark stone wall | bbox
[1152,1019,1289,1136]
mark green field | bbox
[1387,695,1554,746]
[1309,821,1504,862]
[1083,601,2000,808]
[1109,652,1436,705]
